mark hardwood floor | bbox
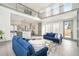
[0,39,79,56]
[0,41,15,56]
[50,39,79,56]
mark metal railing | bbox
[0,3,78,19]
[0,3,40,18]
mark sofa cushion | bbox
[31,47,48,56]
[12,36,21,47]
[13,40,30,56]
[52,33,56,37]
[28,43,35,55]
[57,34,61,39]
[17,38,35,55]
[46,33,54,37]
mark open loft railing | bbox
[0,3,40,18]
[0,3,78,19]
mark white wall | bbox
[0,6,10,40]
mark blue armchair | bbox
[12,36,48,56]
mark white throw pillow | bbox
[55,34,58,38]
[58,34,60,39]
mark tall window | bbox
[45,7,51,17]
[51,3,59,15]
[53,7,59,15]
[52,23,60,33]
[45,24,51,33]
[63,3,72,12]
[51,3,59,9]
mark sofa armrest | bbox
[31,47,48,56]
[43,35,47,36]
[22,38,30,41]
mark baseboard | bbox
[0,39,11,43]
[63,38,77,42]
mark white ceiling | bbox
[11,13,41,25]
[22,3,51,12]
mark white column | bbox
[77,9,79,46]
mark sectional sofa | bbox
[43,33,63,44]
[12,36,48,56]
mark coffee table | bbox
[29,39,57,55]
[42,39,56,55]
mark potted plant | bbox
[0,30,4,39]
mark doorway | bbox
[63,20,73,39]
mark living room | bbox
[0,3,79,56]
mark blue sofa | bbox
[12,36,48,56]
[43,33,63,44]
